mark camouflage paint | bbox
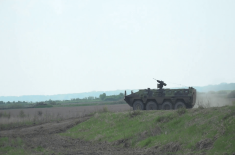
[124,87,196,110]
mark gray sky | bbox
[0,0,235,96]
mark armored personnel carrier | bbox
[124,80,196,110]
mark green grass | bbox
[53,101,126,107]
[0,137,54,155]
[0,137,28,155]
[34,104,53,108]
[61,105,235,154]
[0,121,34,130]
[35,146,45,152]
[1,100,126,109]
[53,103,100,107]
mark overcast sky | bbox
[0,0,234,96]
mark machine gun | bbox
[157,80,167,89]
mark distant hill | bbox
[193,83,235,92]
[0,83,235,102]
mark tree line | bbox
[0,92,125,106]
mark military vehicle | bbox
[124,80,196,110]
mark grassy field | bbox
[1,98,235,154]
[61,102,235,154]
[53,100,126,107]
[0,100,126,110]
[0,104,130,130]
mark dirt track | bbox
[0,116,150,155]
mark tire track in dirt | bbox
[0,117,91,137]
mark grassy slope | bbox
[61,104,235,154]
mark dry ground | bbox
[0,104,131,126]
[0,104,131,117]
[0,104,143,154]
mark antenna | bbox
[167,82,188,87]
[153,78,158,88]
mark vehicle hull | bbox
[124,87,196,110]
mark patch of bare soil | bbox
[195,138,214,150]
[145,142,182,155]
[0,116,150,155]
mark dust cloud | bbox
[194,94,234,108]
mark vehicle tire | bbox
[174,101,186,109]
[146,101,157,110]
[161,101,173,110]
[133,100,144,110]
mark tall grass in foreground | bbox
[61,104,235,154]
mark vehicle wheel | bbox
[162,101,173,110]
[146,101,157,110]
[175,101,186,109]
[133,100,144,110]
